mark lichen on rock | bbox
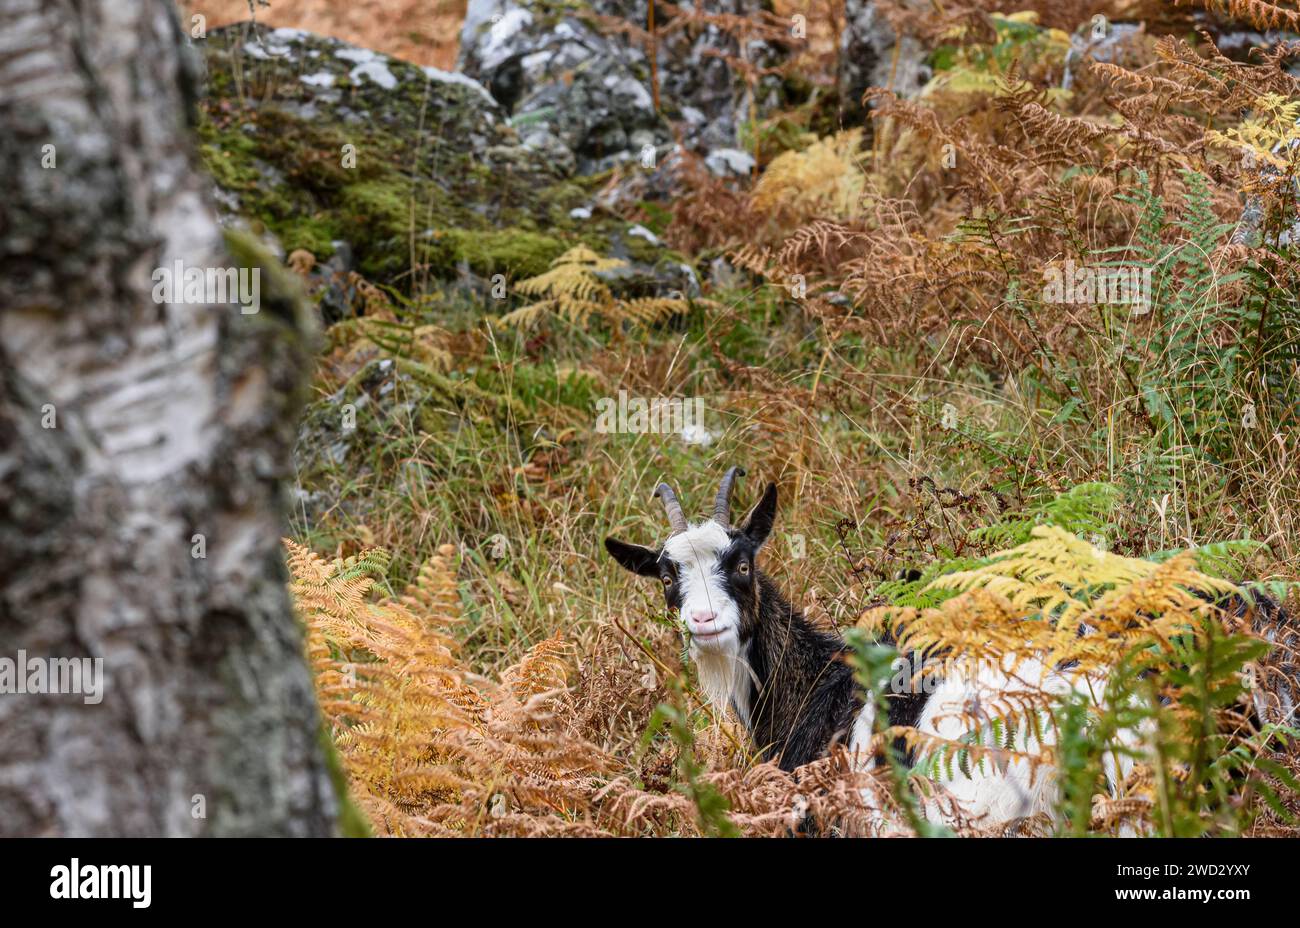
[197,22,690,312]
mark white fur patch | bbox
[661,520,731,564]
[848,658,1137,829]
[847,701,877,768]
[692,647,755,726]
[914,657,1126,824]
[662,521,752,719]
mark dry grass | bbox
[180,0,465,69]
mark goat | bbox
[606,467,1129,829]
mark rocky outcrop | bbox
[196,24,693,309]
[458,0,792,173]
[458,0,668,174]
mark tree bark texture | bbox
[0,0,337,836]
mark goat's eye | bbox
[737,561,750,576]
[662,574,673,587]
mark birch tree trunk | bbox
[0,0,337,836]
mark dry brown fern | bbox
[285,540,645,835]
[287,539,621,835]
[285,537,918,836]
[1182,0,1300,30]
[287,540,485,835]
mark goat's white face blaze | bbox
[660,520,753,721]
[662,520,739,653]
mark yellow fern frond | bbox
[1206,93,1300,171]
[501,244,698,332]
[497,300,556,330]
[515,265,613,302]
[870,525,1239,674]
[751,129,867,224]
[611,297,690,327]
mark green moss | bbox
[199,143,258,191]
[251,107,355,194]
[622,231,664,265]
[341,179,413,234]
[440,228,566,279]
[271,215,341,259]
[336,174,515,280]
[197,117,261,190]
[221,227,316,337]
[199,110,348,260]
[336,179,420,279]
[202,102,638,291]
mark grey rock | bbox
[1062,22,1146,91]
[199,25,566,284]
[519,127,578,176]
[709,256,745,290]
[459,0,793,172]
[839,1,929,125]
[705,147,756,177]
[200,22,709,305]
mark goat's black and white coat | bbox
[606,468,1124,826]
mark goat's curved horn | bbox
[654,483,689,536]
[713,466,746,529]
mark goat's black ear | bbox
[740,482,778,549]
[604,537,662,578]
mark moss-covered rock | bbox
[198,24,697,310]
[439,228,567,279]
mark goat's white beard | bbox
[692,638,755,728]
